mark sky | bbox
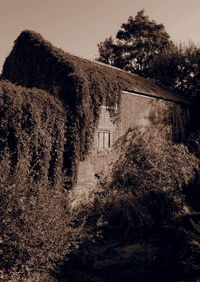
[0,0,200,71]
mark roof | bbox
[93,60,189,104]
[2,30,189,105]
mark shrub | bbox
[187,130,200,158]
[55,128,200,281]
[0,150,100,281]
[185,131,200,211]
[98,127,199,237]
[0,154,66,279]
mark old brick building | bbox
[2,30,190,189]
[77,82,190,187]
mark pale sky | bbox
[0,0,200,71]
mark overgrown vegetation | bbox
[0,80,65,279]
[185,131,200,211]
[148,100,190,142]
[0,80,101,280]
[98,128,199,233]
[0,80,65,185]
[2,30,137,186]
[59,128,200,281]
[1,86,200,280]
[1,29,200,281]
[0,151,101,281]
[2,30,187,186]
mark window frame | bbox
[97,130,111,149]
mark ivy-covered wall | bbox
[75,92,190,186]
[0,80,65,187]
[2,30,190,188]
[2,31,135,186]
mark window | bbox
[98,131,111,149]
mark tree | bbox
[97,37,116,65]
[97,10,172,77]
[152,42,200,99]
[151,42,200,130]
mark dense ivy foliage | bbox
[148,100,190,142]
[2,30,138,185]
[0,81,66,279]
[0,80,101,280]
[2,30,189,185]
[0,80,65,185]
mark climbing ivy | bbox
[2,30,190,187]
[2,30,136,186]
[0,80,65,186]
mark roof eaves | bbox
[122,89,191,105]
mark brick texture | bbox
[75,92,189,188]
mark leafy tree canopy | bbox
[152,42,200,101]
[97,10,200,131]
[97,9,173,77]
[151,42,200,131]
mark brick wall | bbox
[92,106,118,151]
[75,92,189,188]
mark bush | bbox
[0,149,102,281]
[0,154,69,279]
[56,128,200,282]
[187,130,200,158]
[98,128,199,237]
[185,131,200,211]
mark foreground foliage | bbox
[1,79,200,281]
[0,80,99,280]
[99,128,199,233]
[59,128,200,281]
[0,151,102,281]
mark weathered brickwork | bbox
[76,91,189,187]
[120,92,155,131]
[92,106,118,150]
[76,106,118,186]
[120,93,174,139]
